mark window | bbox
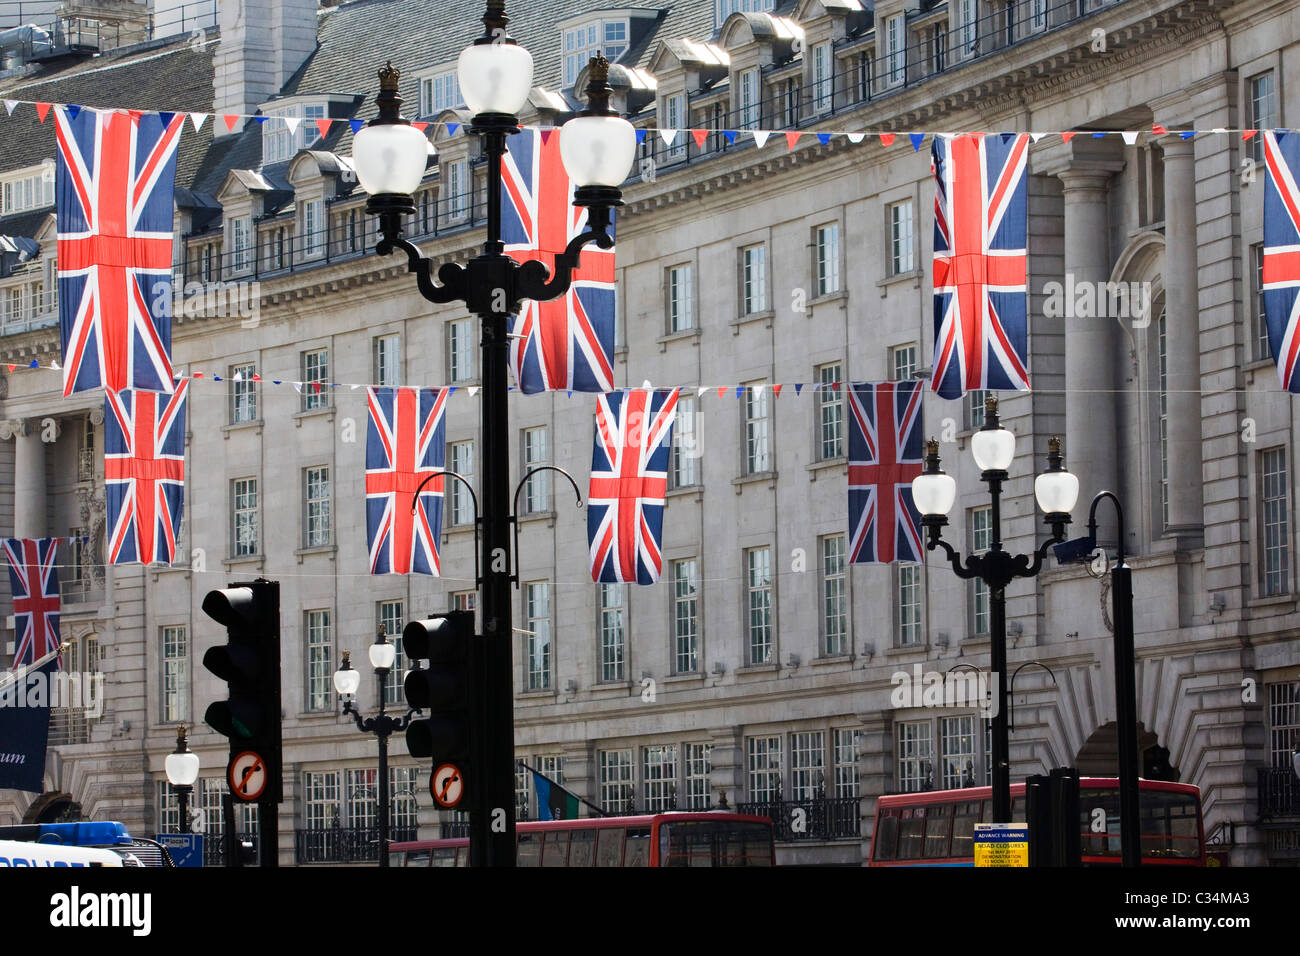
[347,768,379,829]
[1253,243,1271,361]
[746,736,782,802]
[672,395,699,488]
[373,334,401,387]
[744,384,771,474]
[1249,71,1277,164]
[897,563,923,646]
[857,50,874,101]
[932,24,946,73]
[563,17,630,88]
[161,625,187,722]
[885,15,905,86]
[304,466,331,548]
[969,389,990,429]
[1260,447,1289,597]
[445,160,468,221]
[1158,308,1169,529]
[378,600,405,705]
[790,732,825,800]
[783,78,801,127]
[447,318,475,382]
[673,558,699,673]
[418,70,463,116]
[891,344,918,381]
[305,609,333,711]
[333,208,361,256]
[812,43,833,113]
[301,348,329,410]
[262,103,327,164]
[663,93,687,162]
[300,199,324,259]
[745,546,773,664]
[303,770,341,830]
[889,200,914,274]
[1031,0,1047,30]
[897,720,933,792]
[740,243,767,314]
[514,764,531,819]
[668,264,694,333]
[523,426,549,513]
[1267,680,1300,768]
[599,583,626,682]
[599,749,634,811]
[822,535,848,655]
[526,581,551,691]
[229,217,252,272]
[643,745,677,811]
[451,590,476,612]
[816,364,843,460]
[232,478,259,556]
[815,222,840,296]
[737,68,760,130]
[230,363,257,423]
[970,507,992,634]
[955,0,977,56]
[941,716,978,789]
[684,742,713,809]
[833,728,861,798]
[0,164,54,215]
[391,767,420,829]
[449,441,475,526]
[714,0,776,30]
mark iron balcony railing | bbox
[294,824,418,864]
[737,796,861,843]
[1258,767,1300,820]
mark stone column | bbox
[10,420,46,539]
[709,726,745,808]
[1057,165,1123,518]
[1159,135,1205,539]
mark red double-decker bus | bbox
[869,778,1205,866]
[390,812,775,867]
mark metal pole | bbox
[177,785,191,835]
[988,476,1012,823]
[1112,558,1141,867]
[377,671,390,868]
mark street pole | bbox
[376,670,390,868]
[988,474,1012,824]
[176,785,192,835]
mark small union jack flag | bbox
[1263,130,1300,391]
[104,381,188,565]
[931,133,1031,400]
[501,128,616,394]
[848,381,925,564]
[55,106,185,395]
[587,388,679,584]
[3,537,62,668]
[366,386,449,575]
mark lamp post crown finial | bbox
[581,53,615,116]
[985,393,998,415]
[925,437,939,458]
[1048,435,1061,455]
[378,61,400,92]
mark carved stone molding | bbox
[0,419,28,440]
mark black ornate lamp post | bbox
[351,0,635,867]
[333,632,418,868]
[164,724,200,834]
[910,396,1080,823]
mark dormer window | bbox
[562,17,630,88]
[715,0,776,31]
[262,101,330,166]
[1,163,55,215]
[418,69,463,117]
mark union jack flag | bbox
[55,106,184,396]
[931,133,1031,400]
[848,381,925,564]
[587,388,679,584]
[365,386,449,575]
[104,381,188,565]
[1263,131,1300,391]
[501,129,616,394]
[3,537,62,668]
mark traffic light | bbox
[202,580,282,803]
[403,611,477,805]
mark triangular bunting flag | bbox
[50,360,59,370]
[795,383,804,395]
[231,371,242,381]
[1121,131,1139,146]
[252,373,262,382]
[65,104,82,121]
[817,133,831,146]
[158,111,175,129]
[191,112,207,132]
[213,375,223,382]
[659,128,677,147]
[692,129,709,149]
[349,119,364,134]
[447,122,460,136]
[221,114,239,132]
[272,380,282,386]
[723,130,737,144]
[1242,129,1258,141]
[6,364,14,372]
[847,133,865,144]
[785,131,801,150]
[3,100,16,116]
[751,384,764,397]
[717,387,727,399]
[315,118,332,139]
[735,386,744,398]
[910,133,925,151]
[350,383,361,390]
[696,386,708,398]
[35,103,51,123]
[28,360,38,368]
[1060,131,1076,143]
[1091,131,1107,139]
[752,130,770,148]
[192,371,204,378]
[412,121,429,132]
[879,132,895,147]
[1030,132,1046,143]
[468,386,480,397]
[284,116,301,134]
[772,384,783,397]
[1179,130,1195,140]
[1152,124,1168,135]
[448,386,458,396]
[253,116,267,126]
[540,128,555,145]
[567,390,573,398]
[635,128,646,144]
[292,382,302,393]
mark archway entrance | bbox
[21,792,83,824]
[1075,722,1180,781]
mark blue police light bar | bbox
[0,822,134,846]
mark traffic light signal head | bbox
[403,611,476,765]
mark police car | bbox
[0,822,173,866]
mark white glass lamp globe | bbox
[165,749,200,788]
[1035,467,1080,516]
[560,114,638,187]
[458,42,534,116]
[912,470,958,518]
[369,638,397,672]
[333,662,362,697]
[971,426,1016,472]
[351,122,429,197]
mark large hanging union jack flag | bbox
[104,381,188,565]
[588,388,679,584]
[501,128,616,394]
[55,106,185,396]
[848,381,925,564]
[365,386,449,575]
[3,537,62,668]
[1263,130,1300,392]
[931,132,1031,400]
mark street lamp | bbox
[164,724,200,835]
[911,395,1079,823]
[352,0,635,867]
[333,633,419,868]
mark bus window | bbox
[924,803,953,858]
[517,831,542,866]
[1079,789,1203,861]
[595,827,624,866]
[406,848,433,867]
[872,812,898,861]
[897,809,925,860]
[568,829,597,867]
[623,827,651,867]
[542,829,570,867]
[454,846,467,867]
[431,847,457,867]
[951,802,980,858]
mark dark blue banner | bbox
[0,659,54,793]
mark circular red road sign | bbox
[431,763,463,808]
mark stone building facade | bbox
[0,0,1297,865]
